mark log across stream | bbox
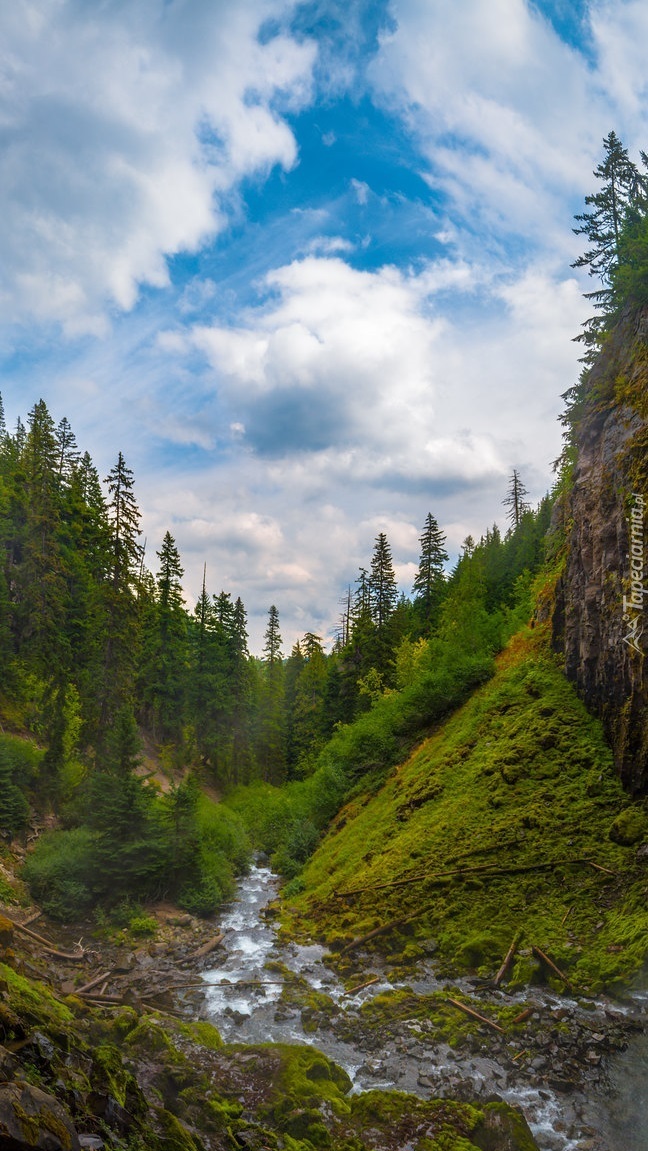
[199,864,648,1151]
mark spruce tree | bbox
[413,513,448,633]
[100,452,142,726]
[503,470,530,531]
[368,533,398,631]
[256,605,286,784]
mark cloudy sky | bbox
[1,0,647,651]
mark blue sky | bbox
[1,0,648,651]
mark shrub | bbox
[22,827,97,919]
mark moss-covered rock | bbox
[609,807,648,845]
[0,1080,79,1150]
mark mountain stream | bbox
[199,865,648,1151]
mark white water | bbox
[201,865,648,1151]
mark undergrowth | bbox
[283,632,648,992]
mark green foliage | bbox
[0,738,31,835]
[22,826,97,919]
[285,640,648,990]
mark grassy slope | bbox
[283,632,648,992]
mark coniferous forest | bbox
[0,390,552,919]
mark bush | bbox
[22,827,97,919]
[178,849,236,916]
[196,794,252,874]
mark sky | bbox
[1,0,648,652]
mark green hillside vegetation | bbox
[282,632,648,993]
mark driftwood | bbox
[191,932,226,960]
[446,997,504,1033]
[22,911,43,927]
[80,993,123,1003]
[4,915,56,947]
[532,945,573,990]
[333,858,616,899]
[345,976,380,995]
[338,917,407,957]
[41,945,86,962]
[494,932,520,987]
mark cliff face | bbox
[553,307,648,794]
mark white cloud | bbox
[0,0,315,333]
[370,0,648,261]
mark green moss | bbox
[283,640,648,990]
[124,1016,178,1056]
[609,807,648,845]
[0,961,73,1027]
[92,1044,133,1108]
[155,1106,202,1150]
[175,1019,223,1051]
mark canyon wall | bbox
[552,307,648,793]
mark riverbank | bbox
[1,856,646,1150]
[0,861,539,1151]
[196,864,648,1151]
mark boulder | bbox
[0,1080,80,1150]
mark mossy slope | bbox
[284,635,648,991]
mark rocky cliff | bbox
[553,306,648,793]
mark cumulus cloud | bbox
[0,0,315,333]
[369,0,648,261]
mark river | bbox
[199,864,648,1151]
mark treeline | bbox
[0,395,552,912]
[561,131,648,467]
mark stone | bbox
[0,1080,80,1149]
[549,306,648,791]
[0,915,15,948]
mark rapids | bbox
[200,864,648,1151]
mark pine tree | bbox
[413,513,448,633]
[502,469,530,530]
[55,417,80,487]
[368,533,398,631]
[140,531,187,740]
[100,453,142,726]
[14,400,68,673]
[256,605,286,783]
[572,132,648,354]
[573,132,642,286]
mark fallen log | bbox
[21,911,43,927]
[333,857,616,899]
[531,946,573,990]
[191,932,226,960]
[79,993,123,1003]
[76,970,113,996]
[338,917,407,957]
[446,997,504,1033]
[3,915,55,947]
[41,945,86,962]
[494,932,520,987]
[345,976,380,995]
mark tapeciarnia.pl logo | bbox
[622,492,646,655]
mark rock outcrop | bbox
[553,306,648,793]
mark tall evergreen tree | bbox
[413,513,448,633]
[368,533,398,631]
[503,469,530,531]
[256,605,286,784]
[140,531,187,740]
[100,452,142,726]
